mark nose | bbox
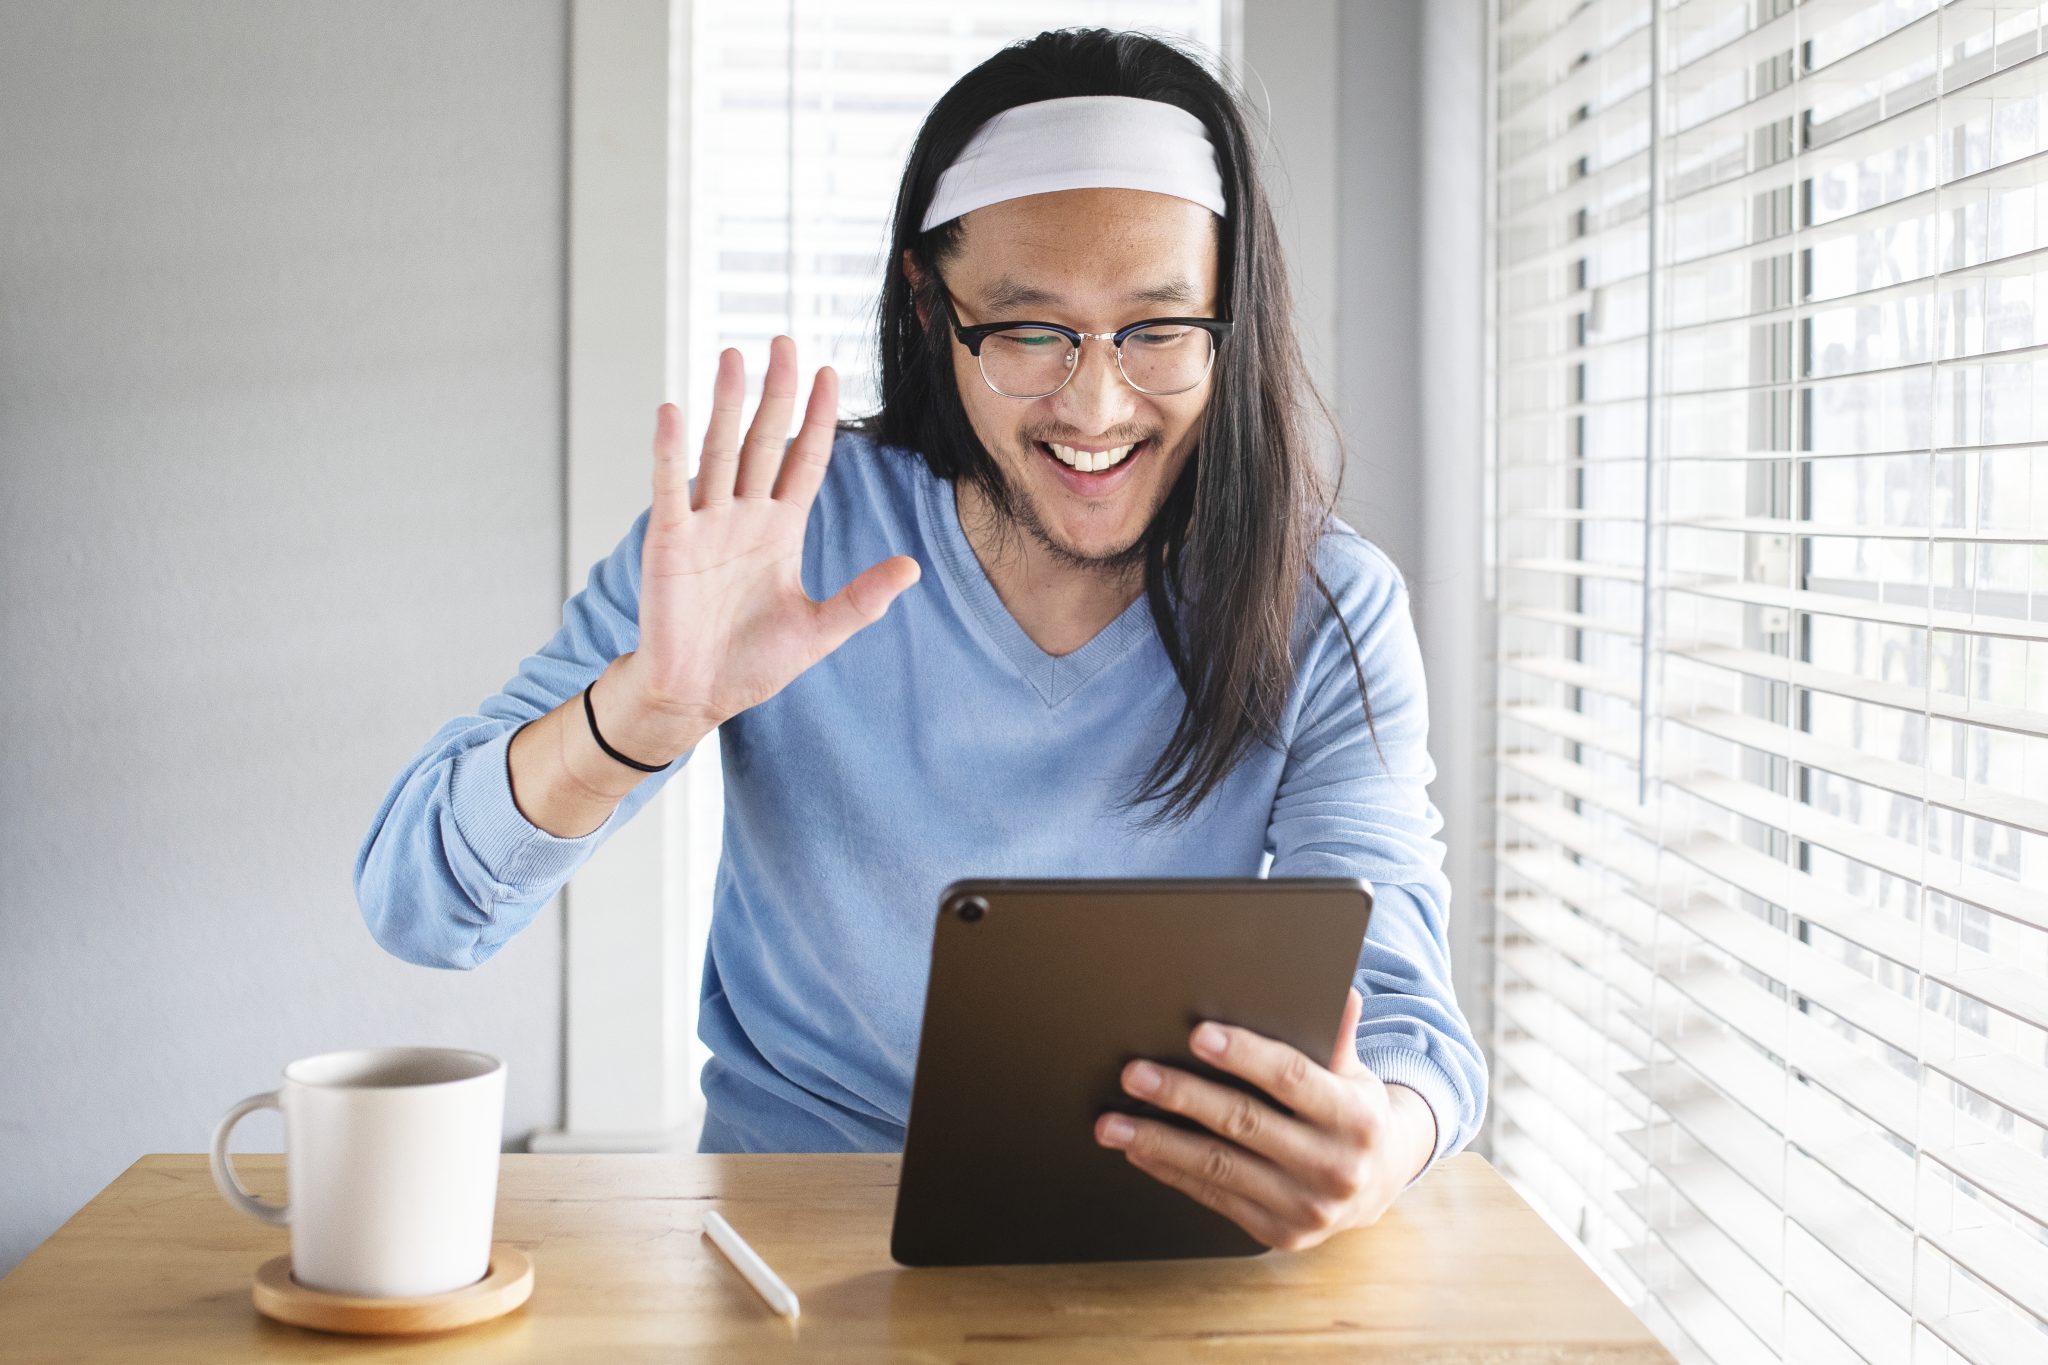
[1048,333,1137,434]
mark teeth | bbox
[1047,440,1137,472]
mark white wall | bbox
[0,0,571,1275]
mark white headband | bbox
[919,94,1228,232]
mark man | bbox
[356,28,1485,1253]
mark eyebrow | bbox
[977,275,1202,314]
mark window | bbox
[1490,1,2048,1361]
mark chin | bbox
[1031,507,1153,570]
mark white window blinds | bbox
[686,0,1234,427]
[1489,1,2048,1362]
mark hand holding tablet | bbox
[890,877,1386,1267]
[1093,979,1441,1252]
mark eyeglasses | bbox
[932,270,1233,399]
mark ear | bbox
[901,248,930,329]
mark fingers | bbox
[770,364,840,509]
[810,555,921,659]
[1184,1019,1355,1135]
[695,348,745,509]
[693,339,830,507]
[1110,1059,1332,1178]
[734,335,799,499]
[1102,1116,1323,1250]
[650,402,690,529]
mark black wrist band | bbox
[582,679,669,773]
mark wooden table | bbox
[0,1152,1674,1362]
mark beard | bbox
[979,432,1178,578]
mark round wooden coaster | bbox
[252,1244,534,1335]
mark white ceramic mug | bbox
[209,1047,506,1298]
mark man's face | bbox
[910,187,1221,571]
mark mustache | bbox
[1026,432,1156,447]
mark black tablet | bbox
[889,877,1372,1267]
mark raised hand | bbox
[607,335,920,763]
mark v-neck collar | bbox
[914,463,1157,708]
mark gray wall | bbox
[1332,0,1496,1086]
[1252,0,1493,1131]
[1410,0,1496,1104]
[1334,0,1427,581]
[1240,0,1340,444]
[0,1,570,1275]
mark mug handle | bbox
[209,1090,289,1226]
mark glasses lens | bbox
[979,327,1075,398]
[1118,325,1215,395]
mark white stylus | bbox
[702,1210,801,1320]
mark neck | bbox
[953,478,1146,658]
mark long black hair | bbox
[850,27,1374,825]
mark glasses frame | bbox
[932,271,1234,399]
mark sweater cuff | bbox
[1355,1044,1464,1186]
[447,723,619,894]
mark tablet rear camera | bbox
[953,896,988,923]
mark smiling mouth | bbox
[1033,437,1150,474]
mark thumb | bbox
[811,554,921,658]
[1329,985,1365,1073]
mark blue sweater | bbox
[354,426,1486,1169]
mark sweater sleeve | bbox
[1266,539,1488,1179]
[353,504,688,970]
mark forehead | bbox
[946,187,1220,313]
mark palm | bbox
[626,338,919,737]
[637,492,820,719]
